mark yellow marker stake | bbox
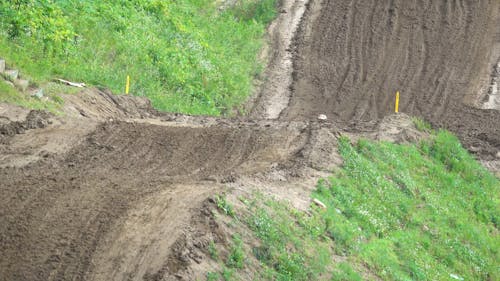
[395,91,400,113]
[126,75,130,94]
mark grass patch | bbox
[215,195,236,218]
[208,240,219,261]
[314,132,499,280]
[0,0,279,115]
[206,271,219,281]
[226,234,245,269]
[212,131,499,280]
[412,117,433,132]
[331,263,363,281]
[0,80,62,113]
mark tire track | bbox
[283,0,500,156]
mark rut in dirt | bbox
[277,0,500,157]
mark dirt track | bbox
[278,0,500,157]
[0,93,321,280]
[1,0,500,280]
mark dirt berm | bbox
[0,90,316,280]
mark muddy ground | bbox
[1,0,500,280]
[275,0,500,158]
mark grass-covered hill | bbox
[0,0,277,115]
[210,131,499,280]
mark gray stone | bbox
[496,151,500,159]
[0,59,5,73]
[14,79,29,92]
[4,69,19,81]
[32,88,44,99]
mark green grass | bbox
[227,234,245,269]
[216,195,236,218]
[206,271,219,281]
[0,80,63,113]
[208,240,219,261]
[412,117,433,133]
[212,131,499,280]
[316,132,499,280]
[0,0,278,115]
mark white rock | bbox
[32,89,44,99]
[312,198,327,209]
[318,114,327,121]
[0,59,5,73]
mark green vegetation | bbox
[0,80,63,113]
[212,131,499,280]
[412,117,433,133]
[0,0,278,115]
[227,234,245,269]
[331,263,363,281]
[206,271,219,281]
[216,195,236,217]
[208,240,219,261]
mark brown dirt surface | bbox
[0,90,427,281]
[1,0,500,280]
[279,0,500,158]
[0,102,317,280]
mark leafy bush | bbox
[0,0,76,53]
[206,271,219,281]
[0,0,279,115]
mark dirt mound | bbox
[0,110,52,137]
[0,112,318,280]
[277,0,500,157]
[62,88,157,120]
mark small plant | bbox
[331,263,363,281]
[226,234,245,269]
[222,267,234,281]
[412,117,433,132]
[206,271,219,281]
[215,195,235,217]
[51,95,64,105]
[208,241,219,260]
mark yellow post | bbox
[395,91,400,113]
[126,75,130,94]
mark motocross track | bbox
[1,0,500,280]
[277,0,500,157]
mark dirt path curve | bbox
[0,93,321,280]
